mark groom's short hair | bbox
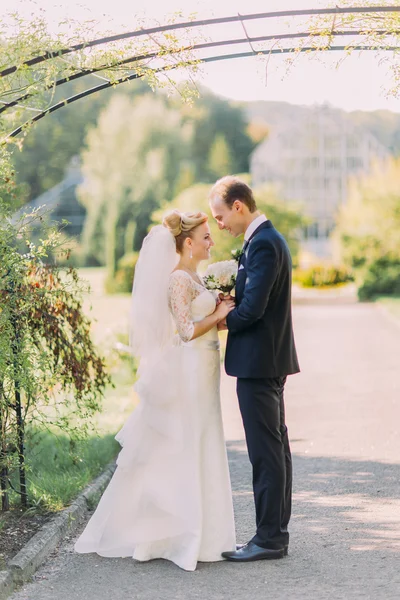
[210,176,257,213]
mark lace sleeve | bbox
[168,271,195,343]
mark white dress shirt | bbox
[244,214,267,242]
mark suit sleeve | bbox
[226,239,278,333]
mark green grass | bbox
[9,374,137,512]
[8,268,138,513]
[16,428,119,512]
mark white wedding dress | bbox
[74,270,236,571]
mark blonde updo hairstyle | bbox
[163,209,208,253]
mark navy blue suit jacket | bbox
[225,220,300,379]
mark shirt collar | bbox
[244,214,267,241]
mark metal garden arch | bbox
[1,5,400,139]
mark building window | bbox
[304,222,319,239]
[346,157,363,169]
[347,136,359,150]
[325,157,341,170]
[324,135,340,151]
[285,158,295,170]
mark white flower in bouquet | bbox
[203,259,237,295]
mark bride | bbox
[74,209,237,571]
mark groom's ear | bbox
[233,199,243,212]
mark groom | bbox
[209,176,300,562]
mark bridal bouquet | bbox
[203,259,237,295]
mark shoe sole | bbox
[235,545,289,556]
[223,553,284,562]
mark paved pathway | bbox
[10,303,400,600]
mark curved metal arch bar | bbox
[6,44,400,140]
[2,28,399,116]
[1,5,400,78]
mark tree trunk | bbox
[124,221,136,256]
[10,314,28,508]
[0,387,10,511]
[0,463,9,511]
[14,385,27,508]
[106,214,118,281]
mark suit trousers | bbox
[236,376,292,549]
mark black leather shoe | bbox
[222,541,285,562]
[236,543,288,556]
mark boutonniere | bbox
[231,248,244,263]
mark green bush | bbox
[293,264,354,288]
[105,252,138,294]
[334,158,400,300]
[0,204,110,510]
[357,255,400,301]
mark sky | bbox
[2,0,400,113]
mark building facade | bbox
[250,106,389,256]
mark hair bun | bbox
[162,210,182,237]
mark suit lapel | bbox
[239,220,273,264]
[235,220,273,297]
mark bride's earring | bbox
[189,248,193,259]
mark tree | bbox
[78,93,190,279]
[10,80,149,205]
[207,134,232,180]
[181,90,255,182]
[246,119,270,145]
[334,157,400,299]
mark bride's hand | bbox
[216,292,233,305]
[215,298,235,320]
